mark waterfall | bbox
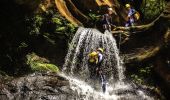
[63,27,125,82]
[61,27,154,100]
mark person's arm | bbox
[95,55,98,64]
[98,53,103,63]
[128,10,131,18]
[105,14,110,25]
[126,9,131,21]
[108,14,112,24]
[132,9,136,15]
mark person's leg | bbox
[102,84,106,93]
[101,75,106,93]
[130,18,135,26]
[104,24,110,31]
[108,24,111,32]
[103,24,107,30]
[125,20,130,27]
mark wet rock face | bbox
[0,72,75,100]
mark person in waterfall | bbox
[101,7,117,32]
[88,48,104,78]
[125,4,140,27]
[89,48,106,93]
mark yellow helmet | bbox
[97,48,104,53]
[125,4,131,8]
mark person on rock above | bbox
[125,4,140,27]
[101,7,117,31]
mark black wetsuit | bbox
[102,14,113,31]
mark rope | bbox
[118,33,122,50]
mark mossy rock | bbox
[31,63,59,72]
[26,53,59,73]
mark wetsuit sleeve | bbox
[110,16,113,25]
[105,14,110,25]
[132,9,136,15]
[128,10,131,17]
[128,8,136,17]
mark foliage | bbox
[128,63,165,99]
[26,53,59,73]
[88,13,101,26]
[27,9,77,43]
[141,0,165,22]
[52,17,62,25]
[18,42,28,49]
[27,14,43,35]
[88,13,101,22]
[52,12,77,41]
[129,64,154,85]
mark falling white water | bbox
[105,30,125,81]
[62,27,154,100]
[63,27,125,81]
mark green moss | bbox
[26,53,59,73]
[31,63,59,73]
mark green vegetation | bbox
[131,66,153,84]
[0,1,76,75]
[88,13,101,27]
[88,13,101,22]
[26,53,59,73]
[129,64,155,86]
[25,8,75,71]
[27,9,77,43]
[141,0,165,22]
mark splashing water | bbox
[62,27,154,100]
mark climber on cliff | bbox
[101,7,117,31]
[125,4,140,27]
[88,48,104,78]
